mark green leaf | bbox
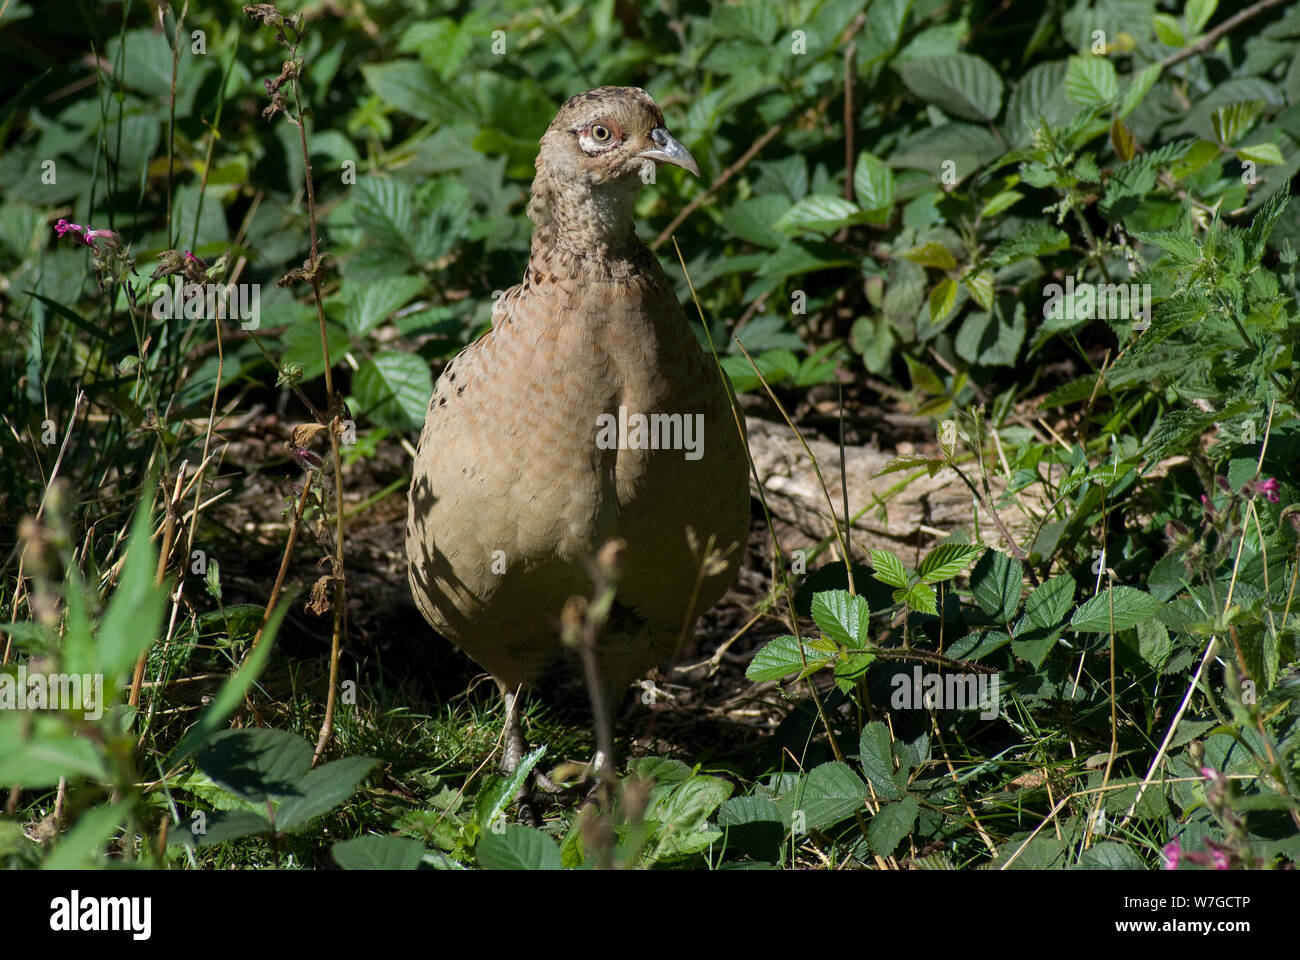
[1064,55,1118,106]
[361,60,472,122]
[853,152,895,212]
[901,240,957,269]
[25,292,112,344]
[746,635,825,682]
[278,756,378,831]
[965,270,995,310]
[1120,63,1162,117]
[169,594,289,764]
[477,824,563,870]
[811,590,871,648]
[895,54,1004,121]
[197,728,312,805]
[1011,625,1064,668]
[869,549,910,589]
[1024,573,1076,628]
[902,582,938,615]
[928,277,958,325]
[904,354,946,394]
[970,549,1023,622]
[979,189,1023,219]
[1186,0,1217,34]
[773,194,866,232]
[0,717,110,786]
[787,762,868,830]
[1077,841,1147,869]
[1210,100,1265,145]
[1236,142,1284,165]
[919,543,983,583]
[1070,586,1161,633]
[869,795,919,857]
[333,836,427,870]
[188,810,274,847]
[345,276,425,337]
[1152,13,1185,47]
[1244,188,1290,263]
[1130,229,1200,263]
[476,747,544,830]
[858,722,903,800]
[643,772,732,861]
[96,493,167,681]
[985,223,1069,266]
[353,351,433,432]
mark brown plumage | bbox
[405,86,749,772]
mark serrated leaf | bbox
[345,275,425,337]
[333,835,426,870]
[1025,573,1076,628]
[1186,0,1217,34]
[970,549,1023,622]
[919,543,983,584]
[986,223,1069,266]
[858,723,903,800]
[477,824,563,870]
[903,582,938,614]
[786,762,868,831]
[1065,55,1118,106]
[1130,229,1200,263]
[895,53,1004,121]
[1011,624,1063,668]
[1236,142,1284,165]
[746,635,825,682]
[869,549,910,589]
[1244,188,1290,263]
[278,756,377,832]
[1070,586,1161,633]
[869,795,919,857]
[811,590,871,648]
[353,351,433,432]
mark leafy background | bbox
[0,0,1298,870]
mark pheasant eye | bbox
[590,124,611,142]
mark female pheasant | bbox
[405,86,749,775]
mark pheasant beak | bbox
[638,127,700,177]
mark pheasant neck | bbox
[529,176,641,269]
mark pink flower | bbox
[1210,846,1230,870]
[1251,477,1280,503]
[1162,840,1180,870]
[54,218,117,248]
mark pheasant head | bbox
[527,86,698,261]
